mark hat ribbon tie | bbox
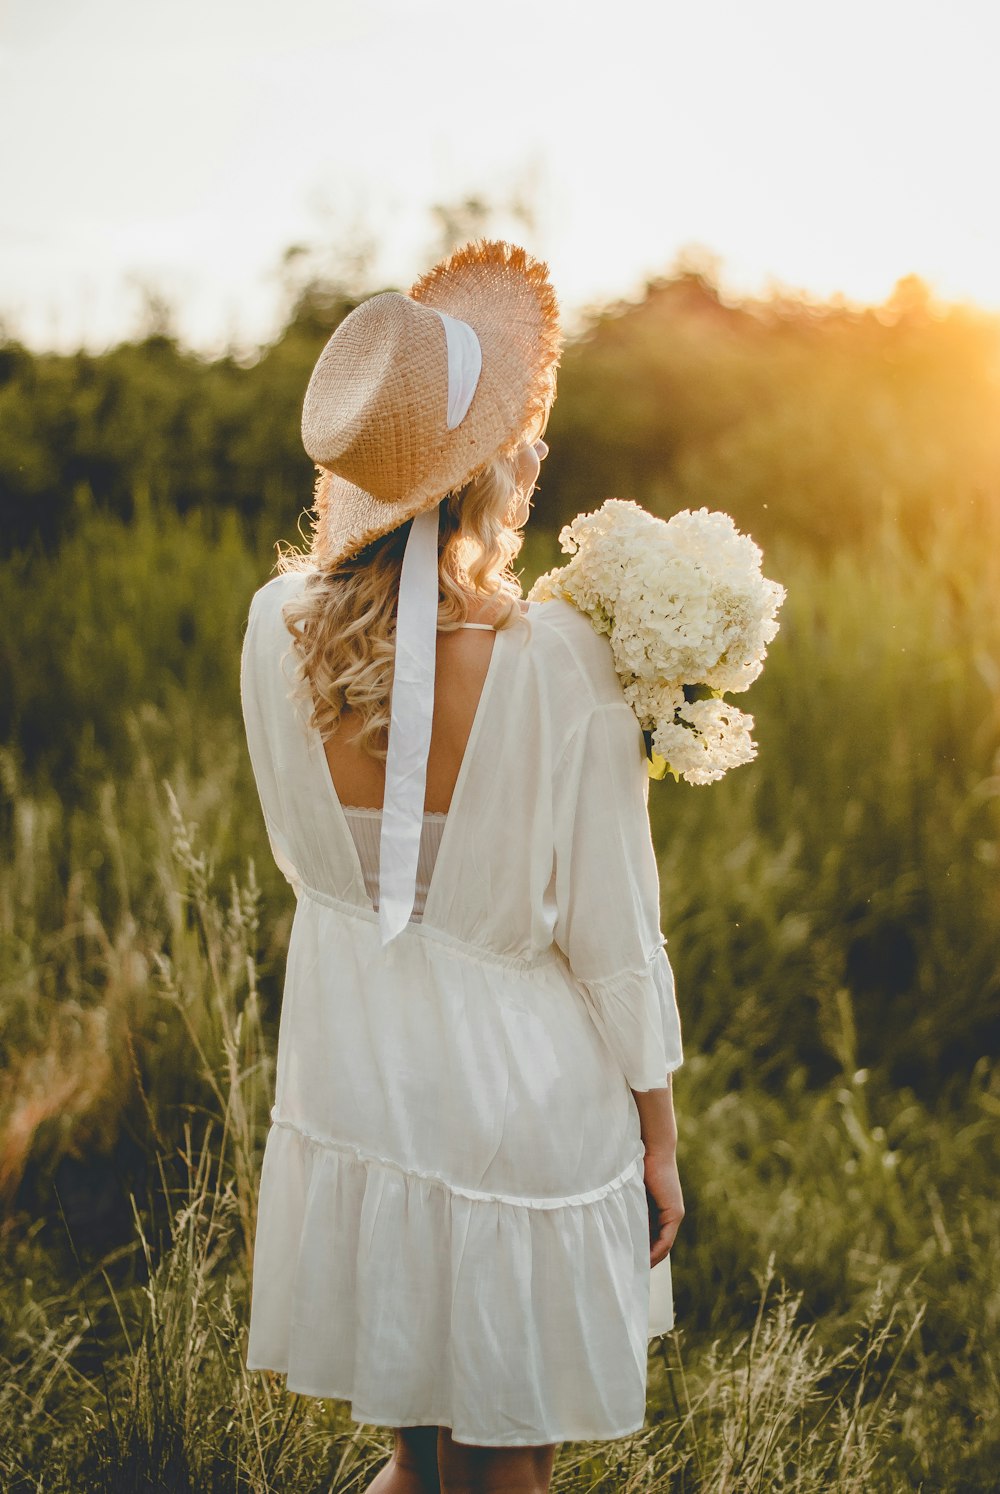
[377,309,483,945]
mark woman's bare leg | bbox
[437,1427,556,1494]
[366,1426,441,1492]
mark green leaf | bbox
[647,748,676,781]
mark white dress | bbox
[240,568,684,1448]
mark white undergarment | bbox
[340,806,446,921]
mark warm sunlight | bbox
[2,0,999,352]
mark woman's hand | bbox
[631,1076,683,1265]
[643,1149,684,1268]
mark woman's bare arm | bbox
[631,1072,679,1156]
[632,1073,684,1267]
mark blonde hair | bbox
[277,447,537,761]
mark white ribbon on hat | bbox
[438,309,483,428]
[377,308,483,945]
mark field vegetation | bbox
[1,256,998,1490]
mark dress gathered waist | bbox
[294,880,564,973]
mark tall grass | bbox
[1,500,998,1488]
[1,781,968,1491]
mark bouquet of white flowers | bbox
[527,500,786,785]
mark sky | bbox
[1,0,998,355]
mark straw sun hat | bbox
[300,239,563,569]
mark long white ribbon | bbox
[377,307,483,945]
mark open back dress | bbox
[240,567,684,1448]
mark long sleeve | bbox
[552,701,683,1091]
[240,592,303,895]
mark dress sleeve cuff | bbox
[575,942,684,1091]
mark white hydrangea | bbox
[528,499,785,785]
[653,699,757,786]
[621,677,685,733]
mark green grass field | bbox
[2,277,999,1489]
[1,493,997,1492]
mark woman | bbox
[240,240,685,1494]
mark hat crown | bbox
[301,292,452,502]
[300,239,562,569]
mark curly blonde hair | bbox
[277,445,539,761]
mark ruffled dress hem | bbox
[245,1114,666,1445]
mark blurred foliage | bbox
[2,499,996,1097]
[2,259,1000,1488]
[2,262,998,1091]
[5,265,1000,561]
[547,268,1000,554]
[0,281,361,553]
